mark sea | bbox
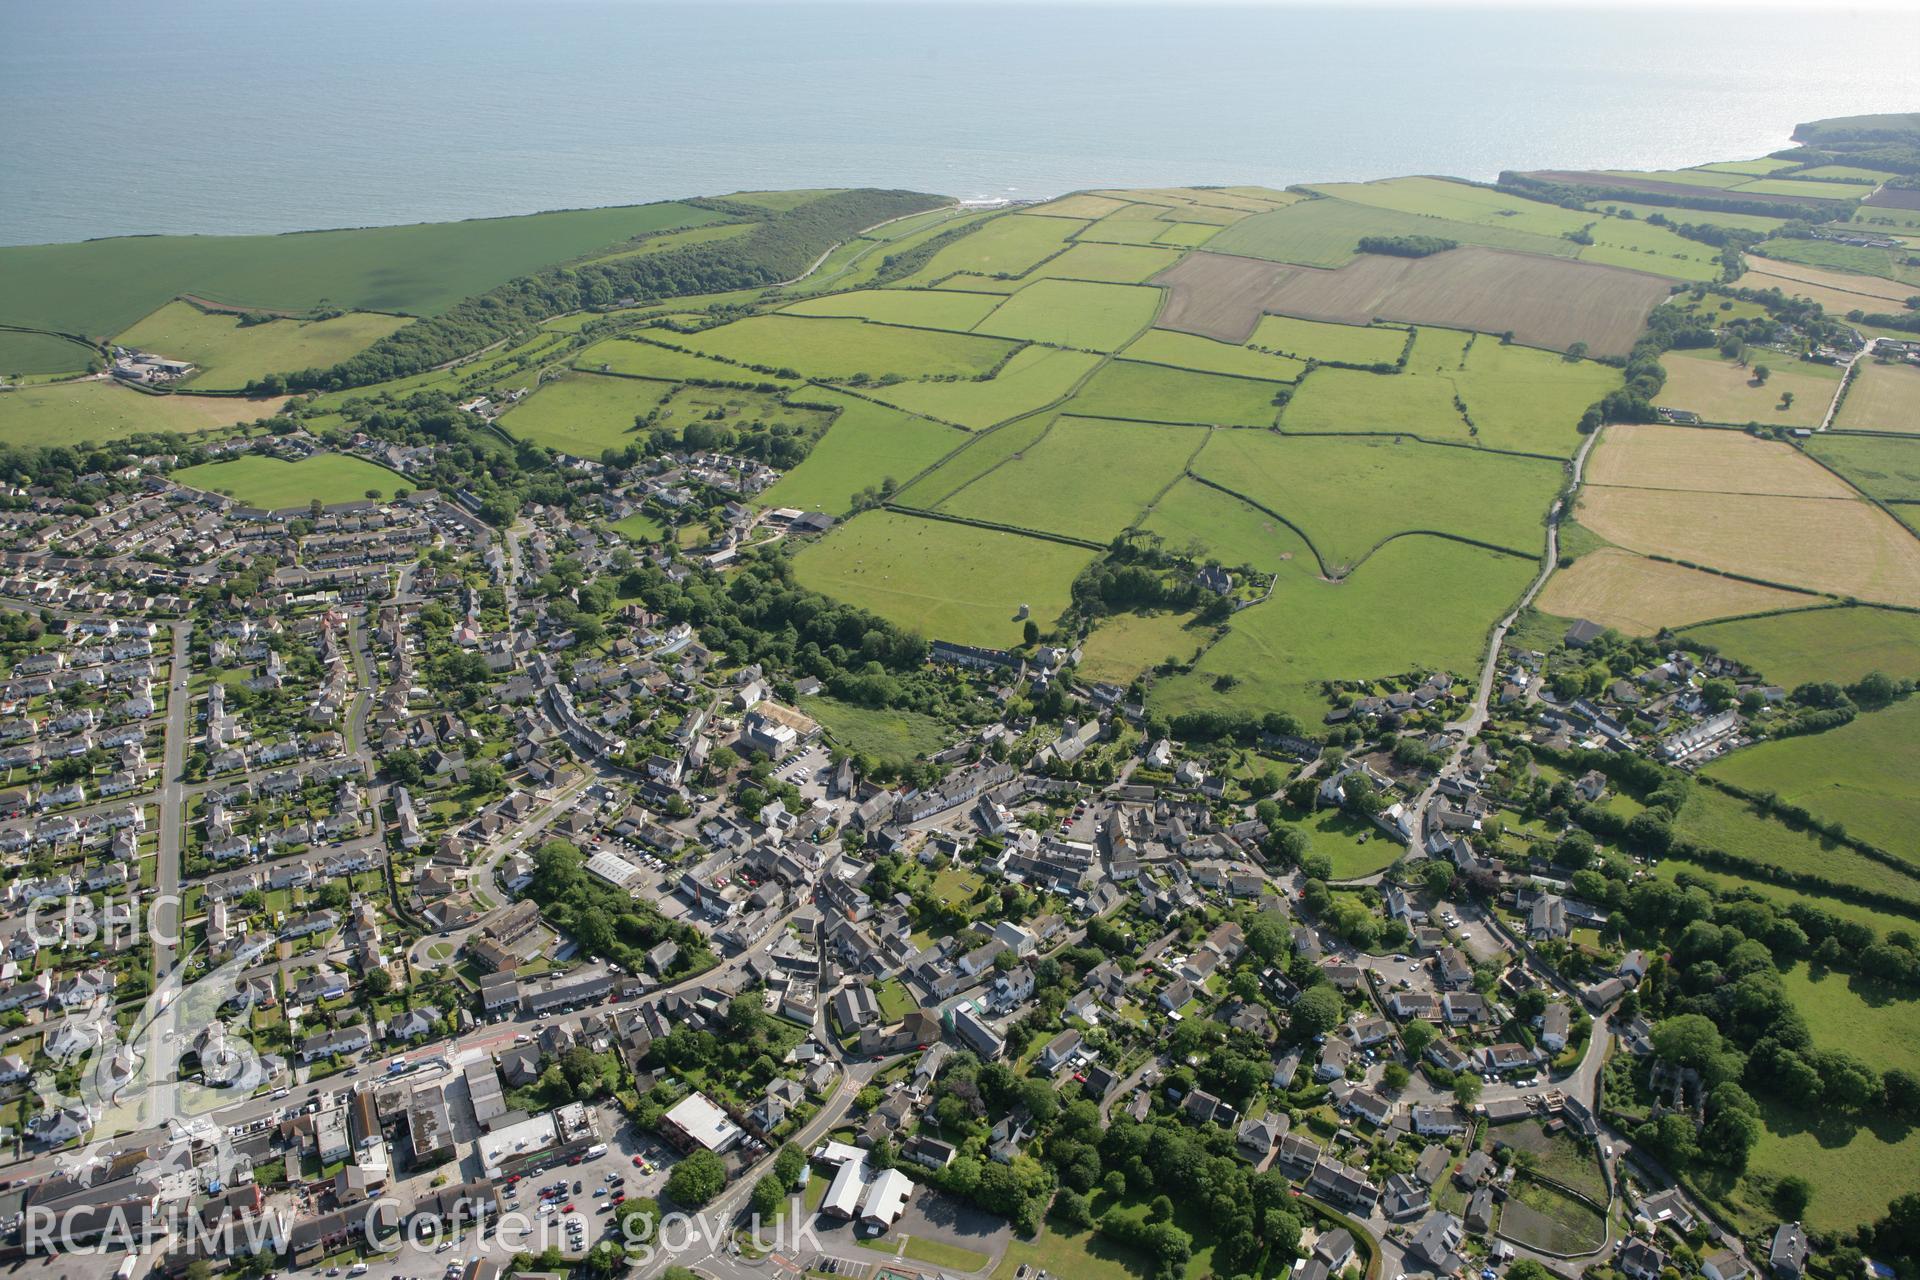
[2,0,1913,248]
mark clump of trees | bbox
[1356,234,1457,258]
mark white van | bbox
[585,1143,608,1159]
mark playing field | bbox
[1587,423,1853,497]
[790,510,1095,647]
[894,214,1084,285]
[1026,242,1183,284]
[937,416,1204,544]
[1682,606,1920,689]
[1573,483,1920,606]
[1833,358,1920,434]
[1243,313,1409,365]
[574,337,802,386]
[0,200,723,340]
[0,379,286,446]
[1806,434,1920,501]
[1140,477,1316,572]
[1119,329,1305,382]
[1655,350,1839,428]
[1536,548,1814,634]
[672,315,1015,380]
[1076,611,1211,684]
[756,393,963,514]
[1069,360,1283,426]
[1190,432,1559,573]
[113,302,412,391]
[498,373,674,457]
[971,280,1162,351]
[1205,195,1579,268]
[171,452,406,509]
[861,345,1100,429]
[780,288,1002,331]
[1706,697,1920,866]
[1154,535,1533,723]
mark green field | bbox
[972,280,1162,352]
[1682,606,1920,688]
[1205,196,1580,268]
[576,219,754,266]
[1704,698,1920,866]
[862,345,1101,429]
[756,392,962,514]
[1069,360,1284,426]
[1153,536,1535,724]
[1489,1119,1608,1203]
[1748,1097,1920,1235]
[498,372,675,457]
[172,452,407,510]
[1653,855,1920,938]
[1077,611,1211,684]
[1782,962,1920,1076]
[574,336,802,386]
[1735,177,1874,201]
[802,695,953,764]
[1806,434,1920,501]
[1578,215,1722,281]
[650,384,833,447]
[0,330,98,377]
[0,201,723,340]
[790,510,1095,647]
[1301,806,1403,879]
[1455,338,1624,455]
[1155,222,1221,248]
[1189,432,1559,572]
[1026,242,1184,284]
[896,214,1085,285]
[1697,158,1801,177]
[1140,477,1316,572]
[114,301,412,391]
[1590,202,1786,235]
[0,379,284,446]
[1245,314,1410,365]
[893,411,1058,509]
[673,315,1015,380]
[937,417,1204,543]
[780,287,1002,331]
[1304,177,1592,238]
[1120,329,1305,381]
[1673,785,1920,909]
[1283,362,1471,441]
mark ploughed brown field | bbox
[1517,170,1855,207]
[1152,246,1668,358]
[1864,187,1920,212]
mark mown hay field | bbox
[1741,256,1912,303]
[1705,697,1920,866]
[1806,433,1920,500]
[790,510,1094,647]
[1655,350,1838,428]
[1150,535,1535,724]
[971,280,1161,352]
[1574,483,1920,606]
[672,314,1016,380]
[1682,606,1920,689]
[780,287,1002,331]
[1190,431,1559,573]
[1536,548,1816,634]
[1069,360,1283,426]
[936,416,1203,543]
[1120,328,1305,382]
[1833,358,1920,434]
[0,379,285,446]
[1026,242,1183,284]
[755,393,961,515]
[861,345,1099,429]
[115,301,411,391]
[1076,611,1211,685]
[1588,423,1853,496]
[1244,313,1409,365]
[498,372,674,457]
[171,452,406,509]
[895,214,1085,286]
[1736,262,1912,318]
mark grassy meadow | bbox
[114,301,412,390]
[1682,607,1920,689]
[756,393,962,514]
[498,373,674,457]
[0,379,285,446]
